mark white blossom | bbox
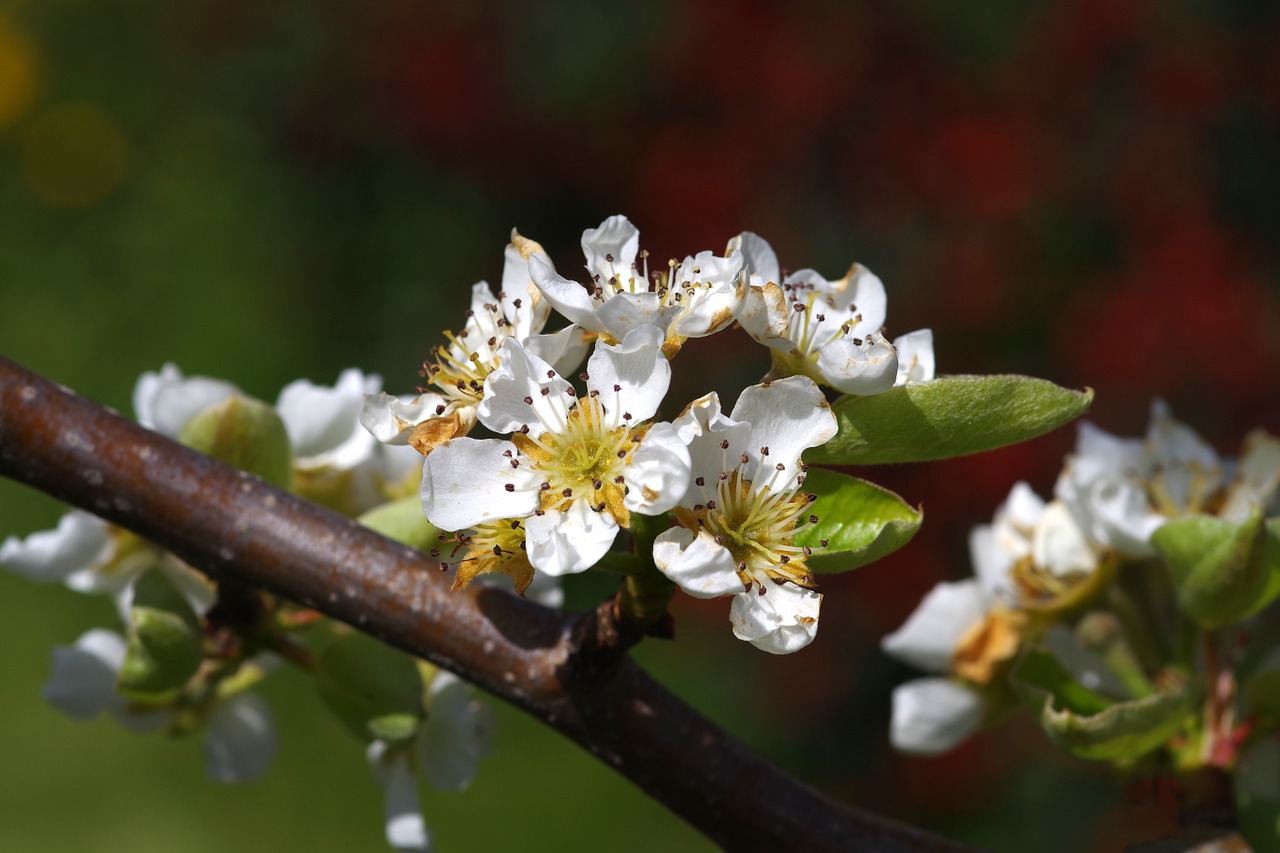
[653,376,836,654]
[889,678,985,756]
[730,231,925,396]
[529,214,746,351]
[363,232,588,457]
[43,629,275,781]
[422,327,689,578]
[133,363,239,439]
[366,672,493,852]
[277,368,382,473]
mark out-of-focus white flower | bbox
[893,328,935,387]
[133,363,239,439]
[278,368,382,473]
[529,214,745,352]
[882,482,1102,754]
[730,231,926,396]
[653,376,835,654]
[366,672,493,852]
[422,328,690,578]
[43,629,276,782]
[1,512,214,618]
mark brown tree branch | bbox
[0,356,977,853]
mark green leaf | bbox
[1152,511,1277,629]
[358,497,440,552]
[315,631,424,742]
[177,394,292,489]
[1245,670,1280,720]
[117,571,204,700]
[807,375,1093,465]
[1036,676,1194,762]
[793,469,922,573]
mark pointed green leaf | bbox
[793,469,922,573]
[1013,655,1192,758]
[315,631,424,742]
[358,497,440,552]
[1152,511,1276,629]
[807,375,1093,465]
[178,394,293,489]
[117,571,204,700]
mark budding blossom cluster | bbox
[883,401,1280,756]
[370,215,934,655]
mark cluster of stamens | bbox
[676,441,821,590]
[433,518,534,594]
[500,373,644,527]
[417,296,525,408]
[781,277,862,358]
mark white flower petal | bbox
[477,338,571,438]
[737,283,792,349]
[43,629,127,720]
[968,524,1012,601]
[732,376,837,480]
[727,231,780,284]
[524,325,591,377]
[671,392,731,446]
[1032,502,1098,577]
[367,742,431,852]
[667,249,745,339]
[581,214,640,280]
[1221,429,1280,523]
[421,439,539,532]
[524,502,619,576]
[622,422,690,515]
[278,369,382,471]
[729,582,821,654]
[361,392,452,445]
[529,254,605,334]
[585,325,671,428]
[815,332,898,396]
[595,292,683,344]
[881,579,985,673]
[653,527,744,598]
[501,235,552,336]
[893,329,935,386]
[1000,481,1046,529]
[133,363,240,439]
[1,511,112,583]
[419,672,493,792]
[203,692,276,783]
[1145,399,1223,514]
[889,678,984,755]
[826,264,888,335]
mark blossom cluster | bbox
[882,400,1280,756]
[1,364,494,851]
[367,215,934,655]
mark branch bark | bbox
[0,356,976,853]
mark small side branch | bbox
[0,356,974,853]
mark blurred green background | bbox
[3,1,1279,850]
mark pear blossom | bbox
[366,671,493,852]
[730,231,927,396]
[1056,400,1280,557]
[44,629,277,782]
[528,214,746,353]
[277,368,382,474]
[421,326,690,578]
[0,511,215,618]
[362,232,588,457]
[652,376,835,654]
[882,482,1102,754]
[133,363,239,439]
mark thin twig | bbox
[0,356,977,853]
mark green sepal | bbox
[358,497,440,552]
[315,631,424,742]
[807,375,1093,465]
[793,469,922,573]
[1151,511,1280,629]
[1014,648,1195,761]
[177,394,292,490]
[117,571,204,701]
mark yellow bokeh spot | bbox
[21,102,128,208]
[0,16,38,130]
